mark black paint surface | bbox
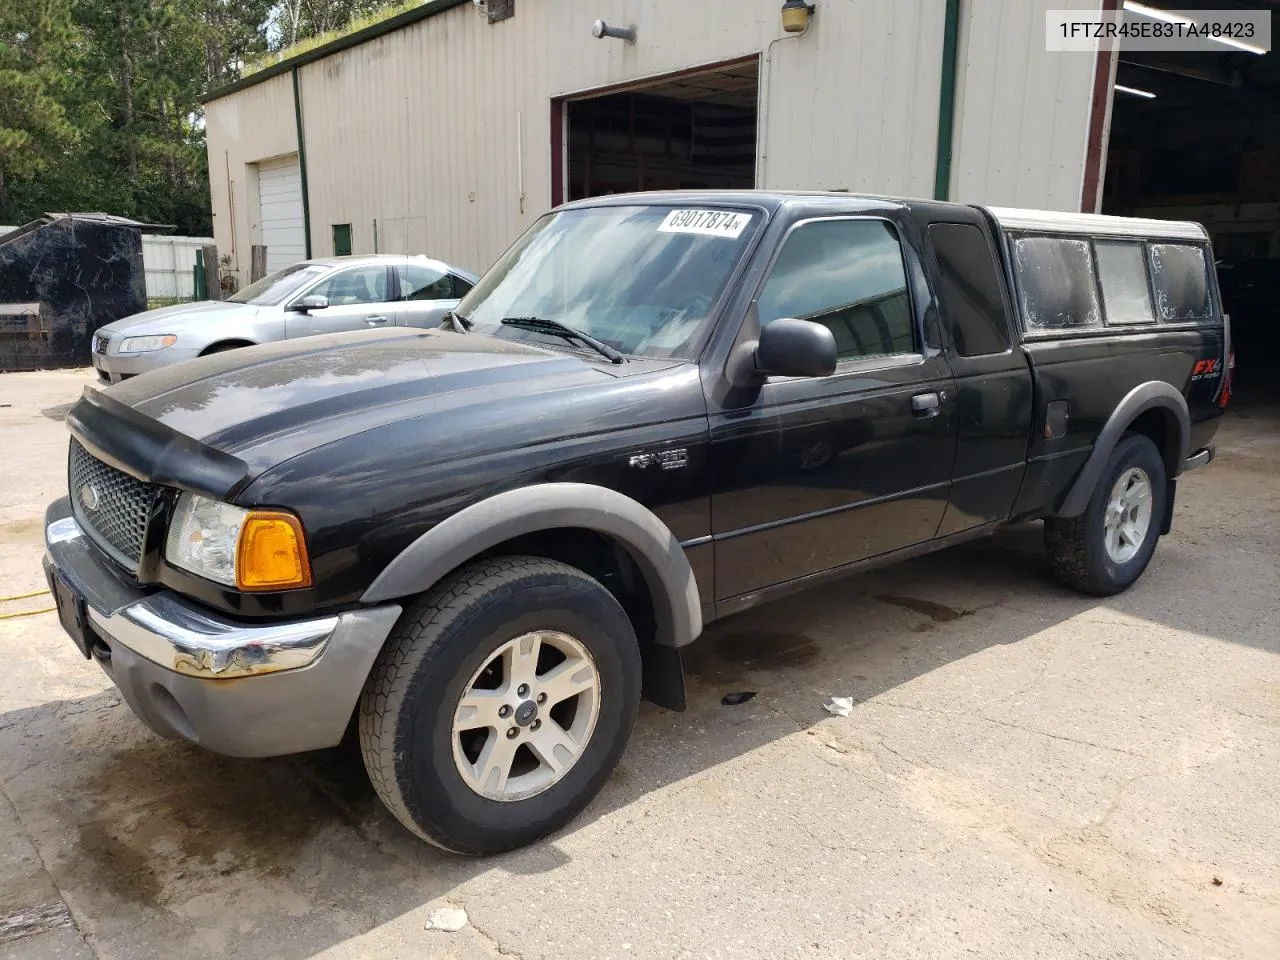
[0,216,146,371]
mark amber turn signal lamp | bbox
[236,511,312,591]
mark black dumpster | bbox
[0,213,148,371]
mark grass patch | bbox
[243,0,427,76]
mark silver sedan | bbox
[91,254,479,382]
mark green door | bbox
[332,223,352,256]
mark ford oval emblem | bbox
[80,483,100,512]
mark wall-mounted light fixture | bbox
[592,19,636,43]
[781,0,815,33]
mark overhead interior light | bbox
[1122,1,1268,55]
[1115,83,1157,99]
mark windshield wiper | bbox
[443,310,472,333]
[500,316,624,364]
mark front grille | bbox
[68,440,161,569]
[92,331,110,355]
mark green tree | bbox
[196,0,273,85]
[1,0,394,234]
[0,0,80,216]
[2,0,272,233]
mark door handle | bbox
[911,392,941,417]
[365,316,388,325]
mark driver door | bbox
[708,216,958,599]
[286,264,394,338]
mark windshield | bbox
[457,205,759,359]
[229,263,328,305]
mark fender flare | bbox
[360,483,703,648]
[1054,381,1190,518]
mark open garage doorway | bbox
[558,58,759,202]
[1100,3,1280,402]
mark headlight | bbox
[165,493,312,590]
[120,334,177,353]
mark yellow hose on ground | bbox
[0,589,57,619]
[0,590,51,602]
[0,607,56,620]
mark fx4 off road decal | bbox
[1191,358,1222,382]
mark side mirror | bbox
[754,318,837,378]
[289,294,329,313]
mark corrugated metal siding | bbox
[140,234,213,300]
[204,71,300,280]
[543,0,943,196]
[206,0,1097,282]
[951,0,1102,210]
[765,0,944,196]
[298,4,548,273]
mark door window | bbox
[308,265,389,305]
[758,219,914,360]
[1095,240,1155,324]
[398,263,454,300]
[927,222,1011,356]
[451,275,474,298]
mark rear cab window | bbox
[928,222,1012,356]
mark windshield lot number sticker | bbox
[658,209,751,239]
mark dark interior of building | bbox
[566,60,758,200]
[1103,2,1280,398]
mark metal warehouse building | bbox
[203,0,1280,305]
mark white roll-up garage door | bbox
[257,156,306,273]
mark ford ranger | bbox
[43,191,1229,855]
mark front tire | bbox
[1045,433,1167,596]
[358,556,641,855]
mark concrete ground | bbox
[1,367,1277,960]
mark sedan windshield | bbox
[457,205,759,359]
[229,263,328,305]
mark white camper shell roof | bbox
[982,207,1209,243]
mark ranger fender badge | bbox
[628,448,688,471]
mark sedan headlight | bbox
[120,334,177,353]
[165,493,312,591]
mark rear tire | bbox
[358,556,641,855]
[1045,433,1167,596]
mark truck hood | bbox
[91,327,625,482]
[98,299,263,336]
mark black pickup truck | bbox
[43,191,1229,855]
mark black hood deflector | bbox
[66,387,250,500]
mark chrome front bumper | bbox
[43,499,401,757]
[92,586,338,679]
